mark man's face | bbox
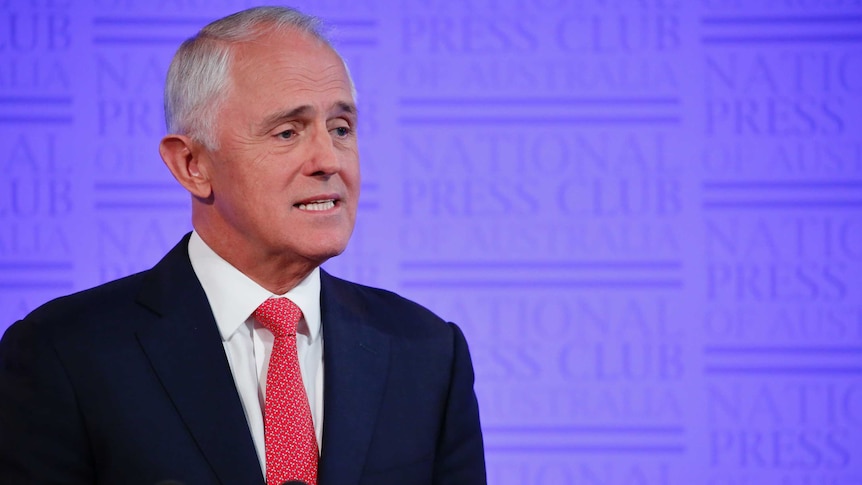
[200,28,359,269]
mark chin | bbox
[302,238,351,264]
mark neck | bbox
[194,222,319,295]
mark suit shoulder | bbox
[17,271,149,339]
[322,273,451,338]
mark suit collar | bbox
[135,234,265,485]
[318,271,390,485]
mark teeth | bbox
[297,200,336,211]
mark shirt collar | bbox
[187,230,321,342]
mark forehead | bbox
[228,28,351,99]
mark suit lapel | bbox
[318,272,390,485]
[134,235,265,485]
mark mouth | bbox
[295,198,338,211]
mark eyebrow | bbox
[258,105,312,133]
[334,101,358,117]
[258,101,358,134]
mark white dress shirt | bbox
[187,231,324,475]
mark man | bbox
[0,6,486,485]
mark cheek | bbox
[243,163,285,195]
[220,173,274,218]
[344,159,361,186]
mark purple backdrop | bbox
[2,1,862,483]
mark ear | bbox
[159,134,213,199]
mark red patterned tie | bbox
[254,297,318,485]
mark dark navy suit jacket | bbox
[0,235,486,485]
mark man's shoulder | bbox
[11,234,195,340]
[321,271,451,338]
[13,270,151,341]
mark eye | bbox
[278,129,296,139]
[332,126,351,137]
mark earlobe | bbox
[159,134,213,199]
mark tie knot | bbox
[254,297,303,338]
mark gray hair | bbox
[164,6,350,149]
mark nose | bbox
[305,123,340,178]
